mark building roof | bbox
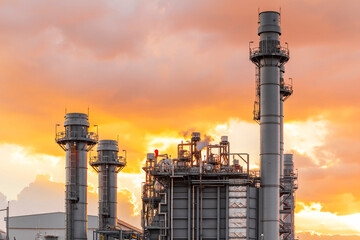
[117,219,142,233]
[8,212,141,233]
[8,212,97,229]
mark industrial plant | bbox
[5,10,297,240]
[142,11,296,240]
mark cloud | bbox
[0,0,360,237]
[297,232,360,240]
[0,174,141,230]
[0,144,65,199]
[0,0,359,161]
[296,202,360,236]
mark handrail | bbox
[250,46,289,57]
[56,130,98,142]
[89,156,126,166]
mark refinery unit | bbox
[4,10,297,240]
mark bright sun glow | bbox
[285,118,340,168]
[296,202,360,236]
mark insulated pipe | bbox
[56,113,97,240]
[250,11,289,240]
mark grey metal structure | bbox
[56,113,98,240]
[0,201,9,240]
[142,132,259,240]
[90,141,143,240]
[93,229,142,240]
[278,65,297,240]
[279,65,293,179]
[280,154,297,240]
[250,11,290,240]
[90,140,126,230]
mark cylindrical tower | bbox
[250,11,289,240]
[56,113,98,240]
[90,140,126,230]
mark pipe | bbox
[6,202,9,240]
[200,186,203,240]
[280,65,285,179]
[225,185,229,240]
[197,187,199,240]
[217,186,220,240]
[192,185,195,240]
[171,177,174,240]
[188,182,191,240]
[279,66,285,240]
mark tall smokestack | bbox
[250,11,289,240]
[90,140,126,229]
[56,113,97,240]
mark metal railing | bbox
[250,46,289,57]
[89,156,126,166]
[56,130,98,142]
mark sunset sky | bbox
[0,0,360,239]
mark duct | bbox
[250,11,290,240]
[56,113,97,240]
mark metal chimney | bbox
[250,11,289,240]
[56,113,97,240]
[90,140,126,229]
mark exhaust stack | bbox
[250,11,289,240]
[56,113,97,240]
[90,140,126,229]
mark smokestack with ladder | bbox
[56,113,98,240]
[250,11,290,240]
[90,140,126,230]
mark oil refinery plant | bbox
[5,10,297,240]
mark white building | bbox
[8,212,141,240]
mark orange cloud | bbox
[0,1,359,238]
